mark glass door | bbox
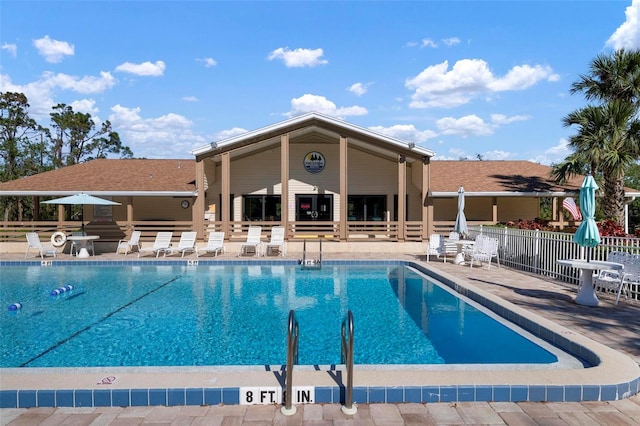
[296,194,333,221]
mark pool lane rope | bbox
[19,275,182,367]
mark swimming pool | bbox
[2,262,561,368]
[0,259,638,408]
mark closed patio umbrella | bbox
[454,186,468,237]
[573,174,600,261]
[41,193,120,232]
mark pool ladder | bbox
[341,310,356,414]
[281,309,356,416]
[281,310,299,416]
[300,239,322,269]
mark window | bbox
[243,195,281,221]
[348,195,386,221]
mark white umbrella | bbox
[41,193,120,232]
[454,186,468,237]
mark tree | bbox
[552,49,640,226]
[49,103,132,168]
[0,92,49,220]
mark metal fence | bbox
[471,225,640,301]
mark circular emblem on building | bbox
[303,151,325,173]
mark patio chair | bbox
[70,231,95,257]
[443,231,460,259]
[137,232,173,258]
[196,231,226,257]
[595,252,637,305]
[164,231,198,257]
[25,232,58,259]
[426,234,445,262]
[469,236,500,269]
[264,226,286,256]
[238,226,262,256]
[116,230,141,255]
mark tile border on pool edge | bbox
[2,259,639,407]
[2,380,640,408]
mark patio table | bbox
[557,259,624,306]
[67,235,99,258]
[452,240,475,265]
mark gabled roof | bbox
[0,159,196,196]
[429,160,585,196]
[191,111,435,162]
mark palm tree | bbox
[553,49,640,226]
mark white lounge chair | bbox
[443,231,460,259]
[137,232,173,258]
[469,236,500,269]
[196,231,226,257]
[238,226,262,256]
[164,231,198,257]
[116,230,141,255]
[426,234,444,262]
[25,232,58,259]
[264,226,286,256]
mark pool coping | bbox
[1,259,639,408]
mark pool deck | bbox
[1,249,639,425]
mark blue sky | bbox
[1,1,639,164]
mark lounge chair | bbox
[196,231,226,257]
[25,232,58,259]
[426,234,444,262]
[116,230,141,255]
[137,232,173,258]
[238,226,262,256]
[164,232,197,257]
[264,226,286,256]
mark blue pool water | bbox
[0,263,557,368]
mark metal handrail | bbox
[340,310,356,414]
[281,309,299,416]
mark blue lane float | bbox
[50,285,74,296]
[8,303,22,311]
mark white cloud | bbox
[490,114,529,125]
[436,114,494,137]
[108,104,206,158]
[43,71,117,94]
[268,47,328,68]
[481,150,513,160]
[368,124,437,144]
[182,96,198,102]
[33,35,74,63]
[69,99,99,117]
[348,82,372,96]
[406,59,558,109]
[606,0,640,50]
[530,138,571,166]
[2,43,17,57]
[442,37,461,47]
[0,71,116,118]
[213,127,248,141]
[115,60,166,76]
[198,57,217,68]
[286,94,367,118]
[421,38,438,48]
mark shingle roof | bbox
[0,158,586,197]
[0,159,196,195]
[429,160,584,195]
